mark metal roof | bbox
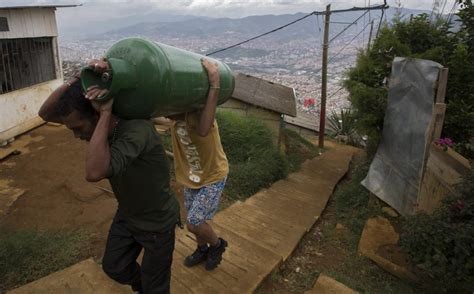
[0,4,81,9]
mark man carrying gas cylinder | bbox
[166,58,229,271]
[38,58,185,293]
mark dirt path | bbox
[0,125,185,259]
[9,137,356,293]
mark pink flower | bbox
[303,98,315,108]
[435,137,454,148]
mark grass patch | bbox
[282,128,319,172]
[217,111,289,202]
[162,111,318,208]
[0,228,87,292]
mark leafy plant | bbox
[344,5,474,159]
[327,108,361,146]
[400,166,474,292]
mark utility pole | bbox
[319,4,331,149]
[367,19,375,53]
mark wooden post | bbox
[319,4,331,149]
[367,20,375,53]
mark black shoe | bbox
[205,238,228,271]
[184,245,208,267]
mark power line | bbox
[313,20,372,75]
[440,0,449,16]
[447,1,458,23]
[316,14,323,45]
[313,3,387,15]
[206,3,388,56]
[327,86,345,99]
[206,12,315,56]
[330,21,373,63]
[376,6,386,37]
[329,10,370,43]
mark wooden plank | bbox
[417,143,470,213]
[0,116,45,143]
[213,211,286,251]
[173,240,235,292]
[232,73,297,116]
[252,188,325,212]
[428,144,470,185]
[224,203,308,260]
[306,274,358,294]
[417,168,452,213]
[227,200,307,232]
[435,68,448,103]
[432,103,446,142]
[171,276,192,294]
[8,259,131,294]
[208,222,282,292]
[171,247,227,293]
[176,232,254,286]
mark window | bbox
[0,37,57,94]
[0,17,9,32]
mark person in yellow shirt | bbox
[169,58,229,271]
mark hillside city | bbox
[60,30,367,116]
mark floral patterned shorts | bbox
[184,177,227,226]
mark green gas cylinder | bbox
[80,38,235,119]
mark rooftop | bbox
[0,3,81,9]
[232,73,297,117]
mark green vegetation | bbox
[281,128,319,172]
[0,229,87,292]
[216,111,317,204]
[327,108,361,146]
[400,167,474,292]
[341,3,474,291]
[257,156,423,294]
[161,111,318,206]
[345,3,474,158]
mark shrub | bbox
[345,5,474,159]
[400,166,474,292]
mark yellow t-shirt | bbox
[171,112,229,189]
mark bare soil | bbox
[0,125,186,259]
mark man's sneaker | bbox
[184,245,208,267]
[205,238,228,271]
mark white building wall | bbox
[0,79,63,142]
[0,7,62,143]
[0,8,58,38]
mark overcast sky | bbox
[3,0,440,20]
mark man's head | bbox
[58,80,98,141]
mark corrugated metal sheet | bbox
[0,8,58,38]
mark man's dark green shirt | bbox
[106,119,179,233]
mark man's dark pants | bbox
[102,210,175,294]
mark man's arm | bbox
[38,76,79,123]
[197,58,220,137]
[85,98,113,182]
